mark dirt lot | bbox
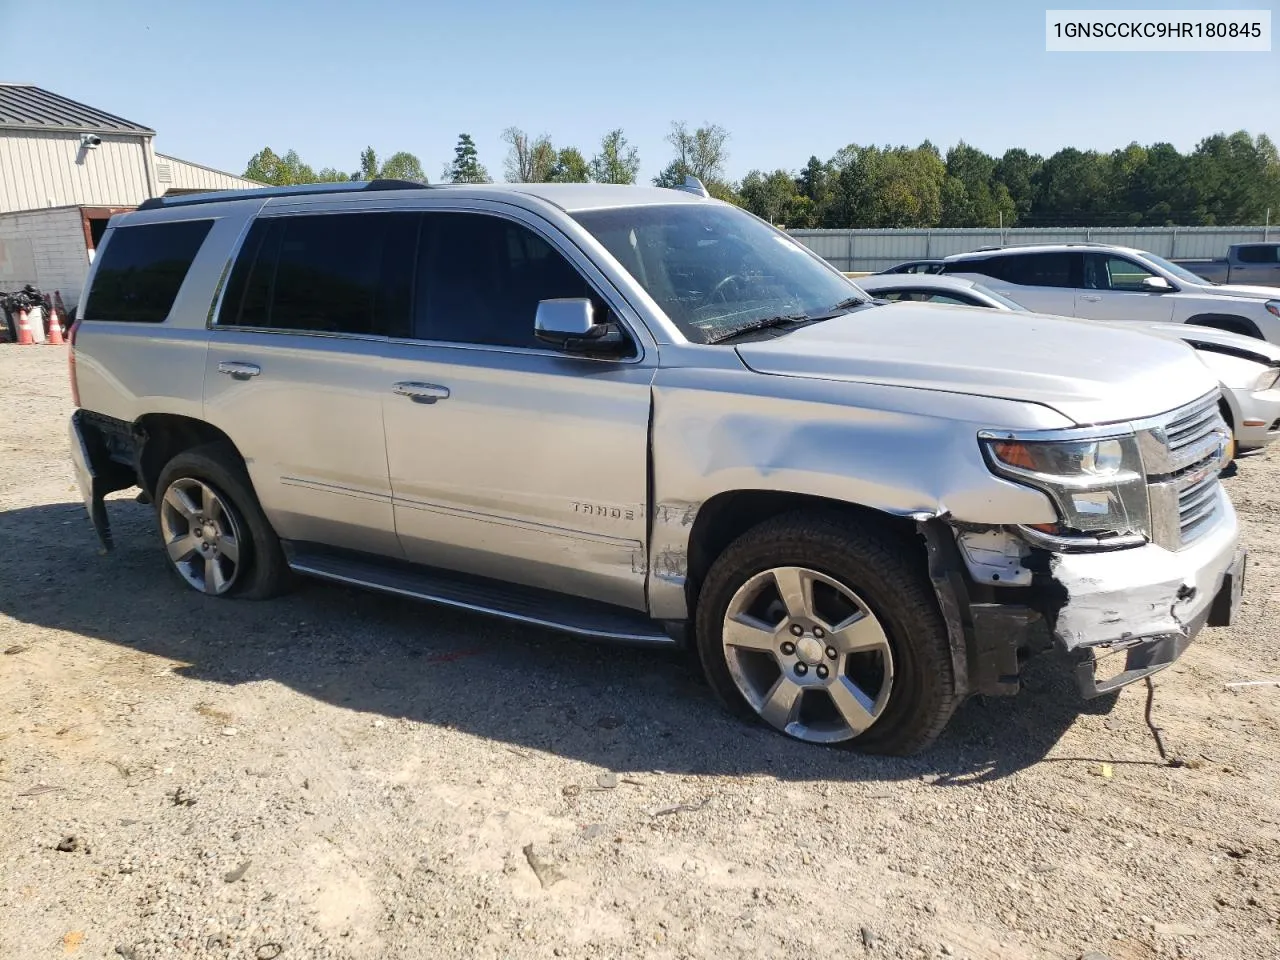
[1,344,1278,960]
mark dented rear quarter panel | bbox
[646,351,1071,619]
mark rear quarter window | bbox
[85,219,214,323]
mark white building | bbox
[0,83,264,310]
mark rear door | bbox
[1075,253,1177,324]
[202,209,418,556]
[945,252,1080,316]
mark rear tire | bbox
[694,510,957,755]
[154,443,291,600]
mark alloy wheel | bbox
[159,477,242,596]
[721,565,894,743]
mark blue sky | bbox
[3,0,1276,181]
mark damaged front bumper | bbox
[1051,496,1244,696]
[924,496,1244,702]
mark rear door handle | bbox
[1079,295,1102,302]
[393,381,450,404]
[217,361,261,380]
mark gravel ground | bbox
[1,344,1278,960]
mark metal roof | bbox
[0,83,154,134]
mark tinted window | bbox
[86,219,213,322]
[219,213,417,337]
[1237,245,1279,264]
[415,213,597,349]
[999,252,1077,287]
[946,253,1079,287]
[941,257,999,280]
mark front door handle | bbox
[1079,295,1102,302]
[217,361,261,380]
[393,381,450,404]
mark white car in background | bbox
[856,273,1280,459]
[937,243,1280,344]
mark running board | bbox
[284,543,674,646]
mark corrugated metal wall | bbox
[155,154,263,193]
[0,131,153,213]
[0,206,89,307]
[788,227,1277,272]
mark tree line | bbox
[243,126,1280,228]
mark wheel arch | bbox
[134,414,244,499]
[1185,313,1264,340]
[682,490,924,618]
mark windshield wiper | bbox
[704,313,809,344]
[804,295,867,321]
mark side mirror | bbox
[534,298,626,353]
[1141,276,1173,292]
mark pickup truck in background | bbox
[1175,243,1280,287]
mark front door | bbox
[381,210,654,610]
[1074,253,1178,324]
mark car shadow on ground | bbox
[2,499,1120,786]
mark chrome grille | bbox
[1138,391,1228,550]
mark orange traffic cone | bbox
[16,309,34,345]
[46,303,65,345]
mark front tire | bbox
[694,511,957,755]
[155,443,291,600]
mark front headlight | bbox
[1255,367,1280,391]
[981,433,1150,546]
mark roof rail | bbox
[137,179,428,211]
[967,240,1116,254]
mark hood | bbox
[734,302,1220,426]
[1112,321,1280,364]
[1194,283,1280,301]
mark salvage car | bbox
[67,180,1245,754]
[857,273,1280,459]
[939,243,1280,343]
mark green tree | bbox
[312,167,351,183]
[739,169,805,225]
[444,133,490,183]
[244,147,316,186]
[1029,148,1112,224]
[377,151,427,183]
[654,121,731,189]
[993,148,1042,221]
[358,146,379,181]
[1128,143,1189,224]
[939,142,1013,227]
[590,129,641,184]
[501,127,557,182]
[549,147,591,183]
[1187,132,1280,225]
[797,155,838,227]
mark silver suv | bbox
[68,181,1246,754]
